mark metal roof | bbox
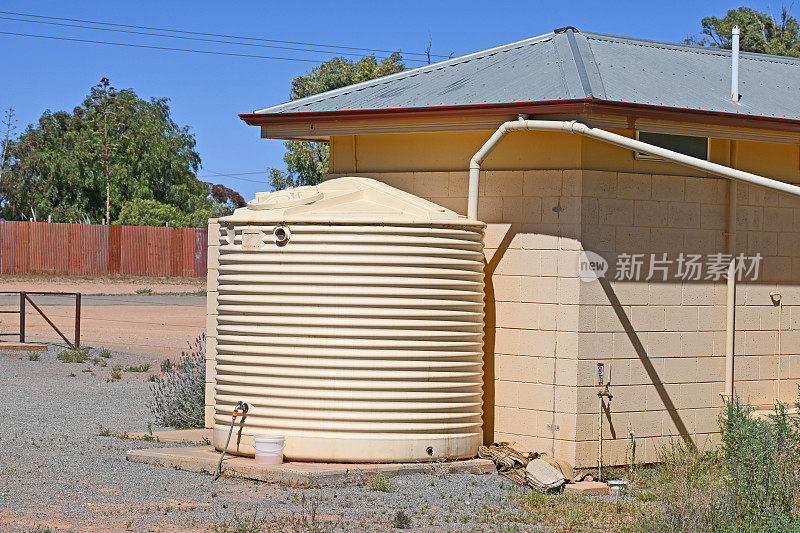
[254,28,800,122]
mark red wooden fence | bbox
[0,221,207,277]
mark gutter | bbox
[469,117,800,400]
[239,99,800,135]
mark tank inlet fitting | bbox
[214,401,249,480]
[273,226,291,246]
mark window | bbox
[635,131,709,161]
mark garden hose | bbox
[214,401,248,481]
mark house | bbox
[225,27,800,467]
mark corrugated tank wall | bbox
[212,177,486,462]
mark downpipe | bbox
[468,118,800,403]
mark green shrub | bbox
[368,475,396,493]
[57,346,90,363]
[28,352,40,361]
[716,397,800,531]
[392,510,412,529]
[148,334,205,429]
[635,393,800,532]
[632,440,720,532]
[99,348,112,359]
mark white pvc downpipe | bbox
[467,118,800,219]
[468,118,800,401]
[724,142,739,400]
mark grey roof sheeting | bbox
[254,28,800,121]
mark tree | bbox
[686,6,800,57]
[208,183,246,214]
[0,107,17,186]
[269,53,405,190]
[1,79,241,226]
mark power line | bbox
[200,169,268,184]
[198,171,265,177]
[0,30,332,62]
[0,9,450,59]
[0,15,429,63]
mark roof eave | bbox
[240,98,800,135]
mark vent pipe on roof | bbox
[731,25,740,103]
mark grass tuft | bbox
[392,510,412,529]
[107,365,123,382]
[57,346,90,363]
[124,363,150,373]
[368,475,396,493]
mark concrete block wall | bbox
[573,172,800,466]
[327,170,800,467]
[205,218,220,429]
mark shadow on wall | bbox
[485,221,695,450]
[483,225,518,446]
[598,276,693,446]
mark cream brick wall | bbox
[327,170,800,468]
[204,219,220,429]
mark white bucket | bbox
[253,435,285,465]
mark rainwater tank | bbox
[213,177,485,462]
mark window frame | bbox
[634,130,710,162]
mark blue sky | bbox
[0,1,773,200]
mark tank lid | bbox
[221,176,483,225]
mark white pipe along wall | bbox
[468,116,800,400]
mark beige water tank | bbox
[213,177,485,462]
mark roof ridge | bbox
[255,32,557,114]
[561,28,606,99]
[582,30,800,65]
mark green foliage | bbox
[109,365,123,381]
[113,197,216,228]
[28,352,40,361]
[368,475,396,493]
[268,54,405,190]
[687,6,800,57]
[98,348,112,359]
[124,363,150,373]
[57,346,90,363]
[631,441,721,532]
[212,510,267,533]
[634,395,800,532]
[1,78,242,226]
[716,397,800,531]
[392,510,412,529]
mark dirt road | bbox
[0,276,205,359]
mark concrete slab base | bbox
[126,446,495,487]
[0,342,48,352]
[125,428,212,444]
[563,481,610,496]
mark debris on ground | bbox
[479,443,571,493]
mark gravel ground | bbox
[0,344,532,532]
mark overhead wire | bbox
[0,14,430,63]
[0,30,345,63]
[0,11,450,61]
[199,169,268,184]
[0,9,450,58]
